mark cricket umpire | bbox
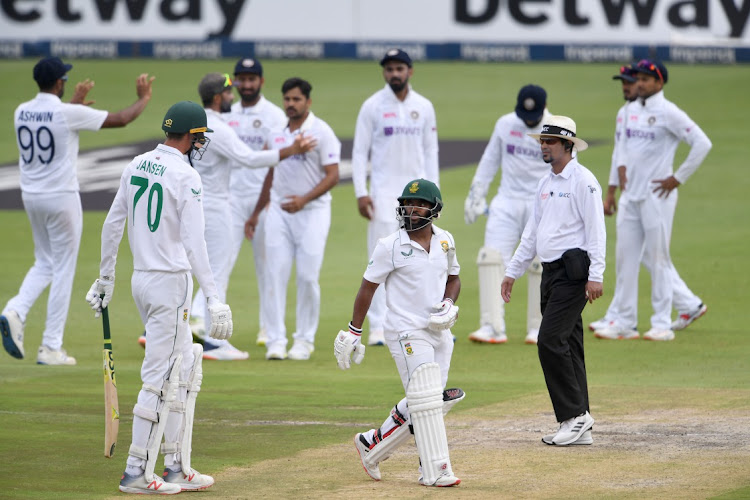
[501,115,606,446]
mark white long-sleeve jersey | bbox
[194,108,280,200]
[351,84,439,219]
[622,91,712,201]
[99,143,219,300]
[608,101,631,187]
[470,110,551,200]
[227,96,287,199]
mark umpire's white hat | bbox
[528,115,589,152]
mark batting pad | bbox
[142,354,181,478]
[527,256,542,330]
[407,362,454,486]
[477,246,506,333]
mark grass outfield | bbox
[0,60,749,498]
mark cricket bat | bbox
[101,301,120,458]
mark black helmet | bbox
[161,101,213,135]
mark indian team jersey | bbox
[351,85,439,220]
[608,102,630,187]
[470,111,551,200]
[14,93,107,194]
[99,144,218,299]
[268,112,341,210]
[227,96,286,198]
[364,225,460,333]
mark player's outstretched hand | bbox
[428,298,459,332]
[85,276,115,318]
[207,297,233,340]
[334,323,366,370]
[135,73,156,101]
[70,79,96,106]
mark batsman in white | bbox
[589,61,711,340]
[252,77,340,361]
[0,57,153,365]
[464,85,550,345]
[594,60,711,342]
[184,72,314,361]
[335,179,463,487]
[86,101,233,494]
[351,48,439,347]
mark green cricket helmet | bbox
[161,101,213,134]
[396,178,443,231]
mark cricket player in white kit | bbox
[189,59,287,349]
[1,57,154,365]
[464,85,550,345]
[351,48,439,346]
[187,73,315,361]
[335,179,463,487]
[596,60,711,341]
[255,77,340,361]
[86,101,232,494]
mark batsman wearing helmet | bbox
[86,101,233,494]
[335,178,464,487]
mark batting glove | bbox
[207,297,233,340]
[428,298,459,332]
[464,183,488,225]
[333,322,366,370]
[85,276,115,318]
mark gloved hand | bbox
[207,296,233,340]
[428,298,459,332]
[334,322,366,370]
[464,183,488,225]
[85,276,115,318]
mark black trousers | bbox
[537,262,589,422]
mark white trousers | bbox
[385,328,454,391]
[4,191,82,350]
[264,203,331,349]
[366,218,399,332]
[127,271,195,470]
[603,194,701,325]
[610,193,681,330]
[484,194,541,330]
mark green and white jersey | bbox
[99,144,218,299]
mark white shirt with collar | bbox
[193,108,280,200]
[227,96,287,199]
[351,84,439,221]
[506,158,606,282]
[364,224,460,333]
[268,111,341,211]
[622,90,712,201]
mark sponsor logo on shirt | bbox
[506,144,542,159]
[241,136,266,146]
[588,185,597,193]
[367,259,373,267]
[626,128,656,140]
[383,112,397,118]
[274,137,286,143]
[401,248,414,258]
[383,126,422,137]
[191,187,202,199]
[541,192,549,200]
[227,120,240,127]
[558,192,571,198]
[510,130,523,137]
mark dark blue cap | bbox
[613,64,637,83]
[380,48,412,67]
[234,57,263,76]
[33,57,72,87]
[515,84,547,122]
[633,59,668,84]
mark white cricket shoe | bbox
[37,345,76,365]
[354,433,381,481]
[119,471,181,495]
[672,303,707,331]
[542,429,593,445]
[588,317,612,332]
[138,331,146,349]
[525,328,539,345]
[367,329,385,346]
[162,467,214,491]
[288,340,314,361]
[265,345,287,360]
[594,323,639,340]
[418,466,461,487]
[202,342,249,361]
[549,411,594,445]
[468,325,507,344]
[643,328,675,341]
[189,316,206,344]
[1,310,25,359]
[256,327,268,346]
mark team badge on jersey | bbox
[404,342,414,356]
[441,241,449,253]
[410,111,419,120]
[183,309,189,322]
[648,116,656,125]
[253,119,262,128]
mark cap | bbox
[198,73,233,103]
[33,57,72,87]
[234,58,263,76]
[161,101,213,134]
[380,48,412,67]
[612,65,637,83]
[515,84,547,123]
[632,59,668,84]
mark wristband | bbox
[348,322,362,336]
